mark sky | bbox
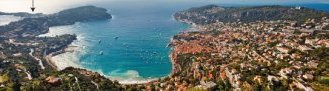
[0,0,328,13]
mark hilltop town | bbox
[141,5,329,91]
[108,5,329,91]
[153,18,329,91]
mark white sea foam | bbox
[51,51,82,70]
[38,20,166,84]
[40,24,158,84]
[38,24,79,37]
[38,23,90,70]
[92,69,158,84]
[53,33,93,70]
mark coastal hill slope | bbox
[0,6,124,91]
[1,4,329,91]
[0,6,112,37]
[174,5,329,24]
[48,6,112,26]
[0,12,44,17]
[160,5,329,91]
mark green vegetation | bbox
[175,5,329,24]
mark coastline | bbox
[45,53,58,70]
[1,3,328,90]
[43,32,185,85]
[46,46,78,71]
[38,23,87,71]
[37,7,189,85]
[46,40,84,71]
[41,21,189,84]
[44,34,166,84]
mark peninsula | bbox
[0,6,123,91]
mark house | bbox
[298,45,313,51]
[13,53,22,57]
[279,68,293,79]
[267,75,279,82]
[307,61,318,69]
[305,39,314,45]
[276,47,290,53]
[302,74,314,80]
[45,76,62,86]
[293,81,314,91]
[196,81,217,90]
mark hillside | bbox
[174,5,329,24]
[0,6,122,91]
[47,6,112,26]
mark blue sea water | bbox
[40,1,218,83]
[37,1,329,83]
[300,4,329,12]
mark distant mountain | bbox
[174,5,329,24]
[0,12,44,17]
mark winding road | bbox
[29,48,45,70]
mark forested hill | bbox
[0,6,112,38]
[47,6,112,26]
[174,5,329,24]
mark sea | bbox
[0,15,22,26]
[0,0,328,84]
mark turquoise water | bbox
[40,1,218,83]
[38,1,329,83]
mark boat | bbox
[153,52,157,54]
[166,43,172,47]
[114,36,119,40]
[99,51,103,55]
[98,40,102,44]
